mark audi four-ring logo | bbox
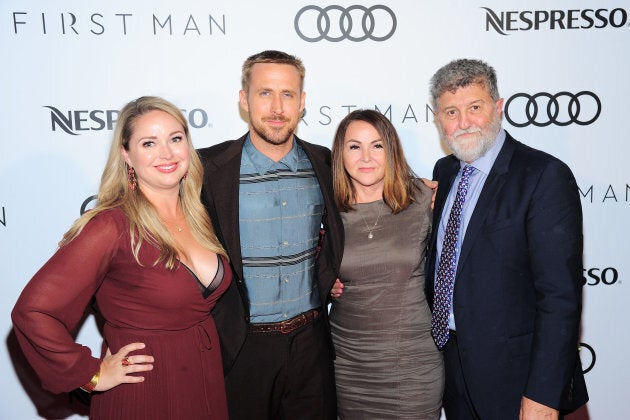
[504,91,601,127]
[294,5,397,42]
[579,342,596,374]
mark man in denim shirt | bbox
[199,50,343,420]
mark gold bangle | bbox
[80,370,100,393]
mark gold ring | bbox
[122,356,131,367]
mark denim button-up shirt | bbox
[239,136,324,323]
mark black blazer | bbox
[426,132,588,417]
[198,134,344,373]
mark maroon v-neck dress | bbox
[12,208,231,419]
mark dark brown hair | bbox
[332,109,416,213]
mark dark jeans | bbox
[224,314,337,420]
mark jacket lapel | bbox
[431,156,460,251]
[298,138,341,259]
[426,156,460,304]
[456,135,515,275]
[205,137,246,280]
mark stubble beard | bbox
[250,117,296,146]
[439,113,502,163]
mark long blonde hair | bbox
[60,96,226,268]
[332,109,416,214]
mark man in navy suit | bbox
[426,58,588,419]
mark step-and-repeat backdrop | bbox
[1,1,627,418]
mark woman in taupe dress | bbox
[329,109,444,419]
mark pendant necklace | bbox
[166,222,184,232]
[172,219,184,232]
[359,201,385,239]
[162,213,185,233]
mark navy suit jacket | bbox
[198,134,343,373]
[426,132,588,418]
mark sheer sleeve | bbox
[11,210,124,394]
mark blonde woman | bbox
[12,96,231,419]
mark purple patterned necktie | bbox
[431,165,475,349]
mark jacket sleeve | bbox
[522,159,584,408]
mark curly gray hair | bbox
[429,58,500,108]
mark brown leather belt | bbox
[250,308,321,334]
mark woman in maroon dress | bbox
[12,96,231,419]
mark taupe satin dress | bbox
[329,182,444,419]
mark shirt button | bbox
[282,201,287,206]
[283,313,288,319]
[283,241,289,246]
[284,277,290,283]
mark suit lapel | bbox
[426,157,460,301]
[432,157,460,249]
[206,137,246,280]
[456,135,516,275]
[298,138,343,267]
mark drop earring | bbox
[127,166,137,191]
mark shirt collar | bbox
[244,134,300,175]
[462,128,506,175]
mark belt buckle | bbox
[280,322,291,334]
[280,314,304,334]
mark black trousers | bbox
[442,332,481,420]
[442,332,564,420]
[224,314,337,420]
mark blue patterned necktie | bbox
[431,165,475,349]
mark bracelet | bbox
[80,370,100,393]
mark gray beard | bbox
[439,116,502,163]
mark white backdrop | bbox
[1,1,628,418]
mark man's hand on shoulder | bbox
[420,178,438,209]
[520,396,559,420]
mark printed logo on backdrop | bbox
[294,5,396,42]
[579,343,596,374]
[301,102,434,127]
[503,92,601,127]
[11,11,226,36]
[45,106,211,135]
[584,267,620,286]
[481,7,629,35]
[0,206,6,227]
[81,196,98,215]
[578,183,629,204]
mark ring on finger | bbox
[122,356,131,367]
